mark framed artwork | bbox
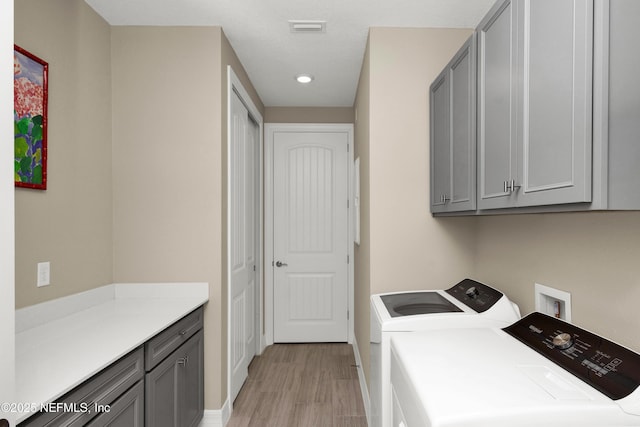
[14,44,48,190]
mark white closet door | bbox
[273,130,349,343]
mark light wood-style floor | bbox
[227,343,368,427]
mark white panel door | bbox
[273,131,349,343]
[229,91,258,401]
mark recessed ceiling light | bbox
[295,74,314,84]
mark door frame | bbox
[227,66,264,408]
[264,123,354,345]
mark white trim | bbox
[352,335,371,425]
[226,66,265,416]
[197,400,230,427]
[264,123,355,345]
[1,3,15,424]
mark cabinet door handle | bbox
[504,180,521,193]
[178,356,189,366]
[507,179,521,193]
[443,195,450,202]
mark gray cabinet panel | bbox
[85,381,144,427]
[19,348,144,427]
[145,307,203,371]
[450,39,476,210]
[430,35,476,213]
[478,0,593,210]
[145,330,204,427]
[179,330,204,427]
[478,0,518,209]
[517,0,592,206]
[606,0,640,209]
[430,73,450,212]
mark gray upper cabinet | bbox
[477,0,518,209]
[430,35,477,213]
[477,0,593,210]
[592,0,640,210]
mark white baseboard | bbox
[198,399,231,427]
[352,336,371,425]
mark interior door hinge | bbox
[347,199,350,208]
[347,310,350,320]
[347,255,350,264]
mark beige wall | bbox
[112,26,264,409]
[14,0,113,308]
[265,107,354,123]
[475,212,640,352]
[353,34,372,387]
[368,28,477,295]
[354,27,478,386]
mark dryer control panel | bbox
[445,278,504,313]
[504,312,640,400]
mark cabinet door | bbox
[145,353,179,427]
[517,0,593,206]
[178,330,204,427]
[600,0,640,209]
[430,35,476,214]
[478,0,519,210]
[449,35,477,212]
[430,71,450,213]
[145,330,204,427]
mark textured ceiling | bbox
[84,0,496,107]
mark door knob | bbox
[275,261,288,267]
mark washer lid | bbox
[380,292,462,317]
[390,328,640,426]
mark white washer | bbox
[390,311,640,427]
[370,278,521,427]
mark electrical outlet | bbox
[37,262,50,287]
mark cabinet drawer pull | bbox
[179,329,188,336]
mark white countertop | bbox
[14,282,209,423]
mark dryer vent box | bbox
[535,283,572,323]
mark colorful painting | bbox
[14,45,48,190]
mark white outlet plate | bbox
[37,262,50,287]
[535,283,571,322]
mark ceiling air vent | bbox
[289,20,326,33]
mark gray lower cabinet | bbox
[145,329,204,427]
[430,34,476,213]
[85,380,144,427]
[477,0,593,210]
[18,307,205,427]
[19,349,145,427]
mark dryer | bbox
[370,278,521,427]
[390,312,640,426]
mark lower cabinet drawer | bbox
[144,308,203,371]
[85,380,144,427]
[19,348,144,427]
